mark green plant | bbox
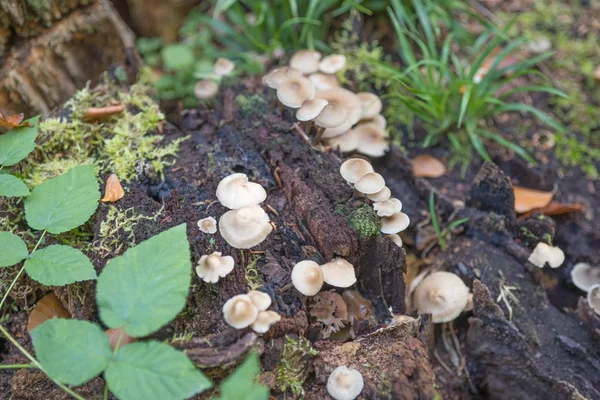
[429,191,468,252]
[216,351,269,400]
[276,336,318,396]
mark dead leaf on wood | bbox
[519,201,585,220]
[82,104,126,122]
[513,185,555,213]
[27,292,70,333]
[101,174,125,202]
[412,154,447,178]
[0,112,32,129]
[106,327,138,350]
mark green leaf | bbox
[105,341,211,400]
[31,319,112,386]
[218,352,269,400]
[96,224,191,337]
[161,44,195,71]
[24,245,96,286]
[0,232,28,267]
[0,116,40,166]
[0,174,30,197]
[25,165,100,234]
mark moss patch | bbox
[236,94,267,117]
[276,336,318,397]
[348,204,381,238]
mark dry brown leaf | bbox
[101,174,125,202]
[82,104,126,122]
[513,185,555,213]
[0,112,32,129]
[27,292,70,333]
[106,327,138,350]
[412,154,447,178]
[475,47,520,80]
[519,201,585,220]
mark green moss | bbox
[349,205,381,238]
[244,254,263,291]
[236,94,267,117]
[276,336,318,397]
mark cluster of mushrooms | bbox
[223,290,281,333]
[194,57,236,100]
[291,258,357,296]
[340,158,409,244]
[262,50,389,157]
[571,262,600,316]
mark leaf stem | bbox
[0,363,36,369]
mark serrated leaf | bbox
[0,231,28,267]
[25,165,100,234]
[24,245,96,286]
[105,341,211,400]
[0,116,39,166]
[218,352,269,400]
[96,224,191,337]
[0,174,30,197]
[31,319,112,386]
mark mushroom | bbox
[247,290,272,311]
[196,252,235,283]
[197,216,217,234]
[290,50,322,74]
[277,76,316,108]
[222,294,259,329]
[373,198,402,217]
[308,73,340,90]
[321,258,356,288]
[296,99,329,121]
[463,292,474,312]
[326,129,360,153]
[316,88,362,126]
[354,172,385,194]
[413,271,469,323]
[360,114,387,129]
[315,103,348,128]
[252,311,281,333]
[339,158,374,184]
[570,262,600,292]
[355,123,389,157]
[291,260,324,296]
[327,365,364,400]
[367,186,391,202]
[528,242,565,269]
[194,80,218,99]
[380,212,410,234]
[262,67,303,89]
[587,284,600,316]
[219,205,273,249]
[213,57,235,76]
[386,233,403,248]
[358,92,383,119]
[216,173,267,210]
[322,120,354,139]
[319,54,347,74]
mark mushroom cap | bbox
[247,290,272,311]
[251,310,281,333]
[367,186,391,202]
[339,159,374,184]
[386,233,403,248]
[322,119,354,139]
[291,260,324,296]
[327,365,364,400]
[315,103,348,128]
[326,129,360,153]
[296,99,329,121]
[373,198,402,217]
[528,242,565,269]
[321,258,356,288]
[277,76,316,108]
[570,262,600,292]
[219,205,273,249]
[358,92,383,119]
[381,211,410,234]
[194,80,219,99]
[308,73,340,90]
[316,88,362,126]
[355,123,389,157]
[413,271,469,323]
[197,216,218,234]
[262,67,303,89]
[216,173,267,210]
[223,294,259,329]
[587,284,600,316]
[354,172,385,194]
[463,292,474,312]
[213,57,235,76]
[360,114,387,129]
[196,252,235,283]
[319,54,347,74]
[290,50,322,74]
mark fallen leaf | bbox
[101,174,125,202]
[82,104,126,122]
[106,327,138,350]
[519,201,585,220]
[474,47,519,82]
[0,112,32,129]
[513,185,555,213]
[412,154,447,178]
[27,292,70,333]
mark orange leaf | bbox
[101,174,125,202]
[27,292,70,333]
[513,185,555,213]
[519,201,585,220]
[82,105,126,122]
[0,112,32,129]
[412,154,447,178]
[106,327,138,350]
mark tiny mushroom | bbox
[326,129,361,153]
[219,205,273,249]
[528,242,565,269]
[216,173,267,210]
[358,92,383,119]
[213,57,235,76]
[570,262,600,292]
[319,54,347,74]
[373,198,402,217]
[321,258,357,288]
[292,260,324,296]
[314,103,348,128]
[339,158,374,184]
[354,123,389,157]
[262,67,303,89]
[277,76,316,108]
[587,284,600,315]
[197,216,217,234]
[354,172,386,194]
[386,233,403,248]
[367,186,391,202]
[308,73,340,90]
[290,50,322,74]
[380,212,410,234]
[252,311,281,333]
[296,99,329,121]
[222,294,259,329]
[194,80,219,99]
[316,88,363,126]
[327,365,364,400]
[413,271,469,323]
[196,252,235,283]
[247,290,272,311]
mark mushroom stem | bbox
[315,126,325,142]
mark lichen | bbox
[348,204,381,237]
[276,336,318,397]
[236,94,267,117]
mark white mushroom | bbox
[291,260,324,296]
[216,173,267,210]
[321,258,356,288]
[373,198,402,217]
[277,76,316,108]
[358,92,383,119]
[339,159,374,184]
[222,294,259,329]
[386,234,403,248]
[528,242,565,269]
[262,67,303,89]
[252,310,281,333]
[570,262,600,292]
[367,186,391,202]
[380,212,410,234]
[319,54,347,74]
[195,80,218,99]
[213,57,235,76]
[327,365,364,400]
[413,271,469,323]
[354,172,385,195]
[587,284,600,316]
[290,50,322,74]
[247,290,272,311]
[308,73,340,90]
[196,252,235,283]
[296,99,329,121]
[197,216,217,234]
[219,205,273,249]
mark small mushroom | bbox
[290,50,322,74]
[327,365,364,400]
[360,114,387,129]
[219,205,273,249]
[367,186,391,202]
[222,294,259,329]
[380,211,410,234]
[213,57,235,76]
[587,284,600,316]
[296,99,329,121]
[339,159,374,184]
[373,198,402,217]
[251,310,281,333]
[194,80,218,99]
[528,242,565,269]
[291,260,324,296]
[262,67,303,89]
[322,119,354,139]
[355,123,389,157]
[314,103,348,128]
[463,292,474,312]
[413,271,469,323]
[316,88,362,126]
[319,54,347,74]
[326,129,361,153]
[197,216,218,234]
[196,252,235,283]
[354,172,385,194]
[386,233,403,248]
[216,173,267,210]
[277,76,316,108]
[358,92,383,119]
[308,73,340,90]
[321,258,357,288]
[570,262,600,292]
[247,290,272,311]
